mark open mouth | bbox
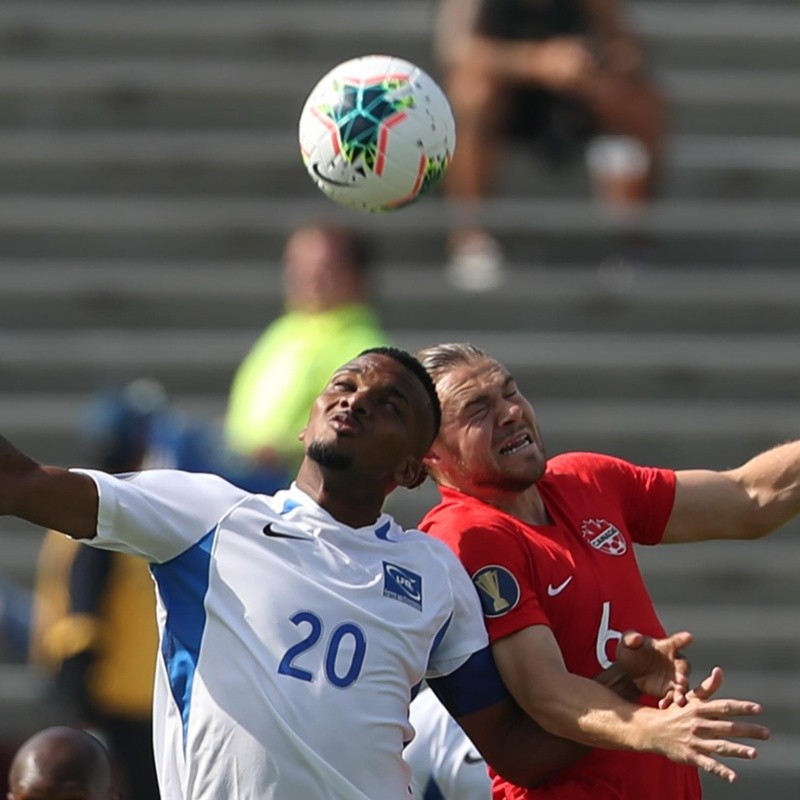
[499,432,533,456]
[331,412,361,433]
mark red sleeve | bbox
[620,461,676,546]
[422,505,551,642]
[572,453,676,546]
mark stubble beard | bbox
[468,450,547,494]
[307,440,353,471]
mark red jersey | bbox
[420,451,701,799]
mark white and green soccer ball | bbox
[298,55,456,213]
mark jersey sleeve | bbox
[424,541,490,679]
[589,454,676,546]
[426,511,550,643]
[72,468,249,563]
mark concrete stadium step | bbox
[0,196,799,265]
[2,1,800,73]
[638,3,800,70]
[0,667,72,737]
[716,671,800,736]
[2,262,800,335]
[636,536,800,605]
[0,57,797,136]
[3,327,800,398]
[0,393,225,466]
[0,1,437,60]
[652,604,800,672]
[0,522,45,585]
[0,131,798,201]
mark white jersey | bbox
[76,469,488,800]
[406,687,491,800]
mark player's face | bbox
[425,358,546,496]
[300,354,435,487]
[282,229,358,313]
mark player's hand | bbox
[644,667,770,783]
[615,629,691,706]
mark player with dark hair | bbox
[0,348,768,799]
[8,726,119,800]
[416,341,795,798]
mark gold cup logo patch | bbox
[475,569,510,613]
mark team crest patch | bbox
[382,562,422,611]
[581,518,628,556]
[472,565,520,618]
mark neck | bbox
[295,460,387,529]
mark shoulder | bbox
[419,497,527,570]
[545,452,675,508]
[545,451,640,485]
[401,525,471,576]
[421,491,506,535]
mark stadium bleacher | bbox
[0,2,797,797]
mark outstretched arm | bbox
[491,624,768,783]
[429,631,765,787]
[452,634,687,785]
[664,439,800,543]
[0,436,98,538]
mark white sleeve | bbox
[425,542,489,678]
[73,468,250,563]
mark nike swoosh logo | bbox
[312,162,353,188]
[262,523,309,541]
[463,751,485,765]
[547,576,573,596]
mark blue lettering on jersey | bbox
[382,561,423,611]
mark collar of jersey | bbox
[281,482,396,539]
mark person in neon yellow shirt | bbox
[225,223,388,475]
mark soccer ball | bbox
[298,55,456,213]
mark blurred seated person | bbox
[225,223,388,472]
[436,0,666,290]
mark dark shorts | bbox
[507,87,596,165]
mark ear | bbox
[422,447,440,471]
[394,456,427,490]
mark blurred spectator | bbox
[0,574,33,662]
[225,223,388,473]
[7,726,119,800]
[406,686,491,800]
[29,381,166,800]
[436,0,666,290]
